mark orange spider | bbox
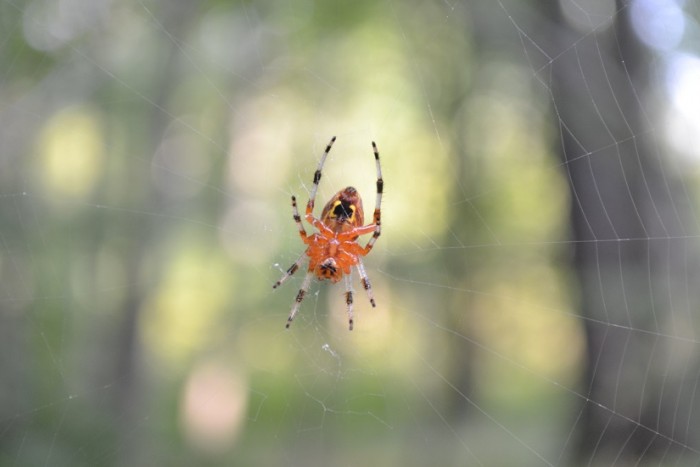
[273,136,383,330]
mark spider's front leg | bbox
[272,252,306,289]
[344,274,354,330]
[285,268,315,328]
[356,258,376,308]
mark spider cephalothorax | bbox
[317,258,340,281]
[273,136,383,330]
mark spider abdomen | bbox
[320,187,365,233]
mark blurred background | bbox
[2,0,700,465]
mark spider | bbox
[273,136,383,330]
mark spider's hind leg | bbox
[307,136,337,214]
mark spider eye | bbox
[332,200,355,221]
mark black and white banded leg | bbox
[356,258,376,307]
[290,195,308,242]
[360,141,383,254]
[272,195,310,289]
[344,273,354,330]
[272,252,306,289]
[285,269,314,329]
[306,136,337,215]
[371,141,383,224]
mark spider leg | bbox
[356,258,376,307]
[290,195,311,243]
[335,142,384,253]
[371,141,383,225]
[344,273,354,330]
[272,196,311,289]
[285,268,314,329]
[306,136,335,218]
[359,141,383,254]
[272,252,306,289]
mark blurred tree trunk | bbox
[535,1,700,463]
[110,2,201,465]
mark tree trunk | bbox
[544,2,700,464]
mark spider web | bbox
[2,0,700,465]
